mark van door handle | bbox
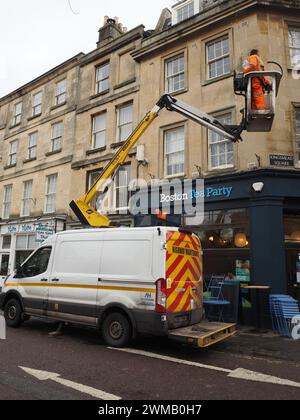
[41,278,48,282]
[98,278,102,282]
[51,278,60,282]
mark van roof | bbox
[54,226,180,237]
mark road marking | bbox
[19,367,122,400]
[228,368,300,388]
[0,314,6,340]
[108,347,232,373]
[109,347,300,389]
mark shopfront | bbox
[134,169,300,301]
[0,217,65,281]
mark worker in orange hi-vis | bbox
[243,49,272,110]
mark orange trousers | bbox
[251,78,265,110]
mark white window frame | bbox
[28,132,38,159]
[112,165,131,211]
[206,35,230,80]
[92,113,107,149]
[13,102,22,125]
[51,122,63,152]
[2,185,12,219]
[164,126,185,178]
[177,1,194,23]
[208,113,234,170]
[55,79,67,106]
[165,54,185,94]
[21,180,33,217]
[96,62,110,94]
[32,92,42,116]
[44,174,57,214]
[288,27,300,67]
[117,103,133,143]
[8,140,18,166]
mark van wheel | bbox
[4,298,23,328]
[102,312,131,348]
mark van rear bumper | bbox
[132,309,169,336]
[132,308,203,336]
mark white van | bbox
[0,227,236,348]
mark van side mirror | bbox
[15,263,23,278]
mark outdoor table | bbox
[240,285,271,331]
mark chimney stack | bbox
[97,16,123,48]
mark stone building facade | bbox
[0,0,300,297]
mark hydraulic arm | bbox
[69,95,245,228]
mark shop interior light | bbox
[234,233,248,248]
[291,231,300,241]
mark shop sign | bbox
[296,261,300,284]
[270,155,294,168]
[35,223,55,243]
[160,186,233,204]
[3,223,35,235]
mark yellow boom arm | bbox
[69,105,160,227]
[70,94,243,227]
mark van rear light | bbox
[156,278,167,313]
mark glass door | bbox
[0,254,10,279]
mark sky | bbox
[0,0,173,98]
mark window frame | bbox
[44,174,57,214]
[8,140,18,166]
[288,27,300,68]
[92,112,107,149]
[32,92,42,116]
[117,102,133,143]
[28,132,38,159]
[208,111,234,171]
[112,165,131,211]
[95,62,110,95]
[21,180,33,217]
[206,35,231,80]
[51,122,63,152]
[55,79,67,106]
[13,102,22,125]
[176,0,194,23]
[165,53,185,94]
[164,125,185,178]
[2,184,13,219]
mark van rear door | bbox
[166,231,203,315]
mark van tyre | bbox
[4,298,23,328]
[102,312,131,348]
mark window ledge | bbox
[164,173,186,180]
[45,149,62,157]
[90,90,110,100]
[86,146,107,156]
[166,87,188,97]
[28,113,42,122]
[202,71,234,87]
[205,165,236,176]
[111,141,126,149]
[50,102,67,111]
[9,122,21,130]
[23,157,37,164]
[4,164,17,170]
[114,78,136,90]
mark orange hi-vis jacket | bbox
[243,54,270,110]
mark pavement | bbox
[214,326,300,363]
[0,318,300,400]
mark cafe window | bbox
[2,235,11,250]
[197,209,250,250]
[0,254,9,276]
[195,209,250,284]
[284,214,300,242]
[15,234,39,268]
